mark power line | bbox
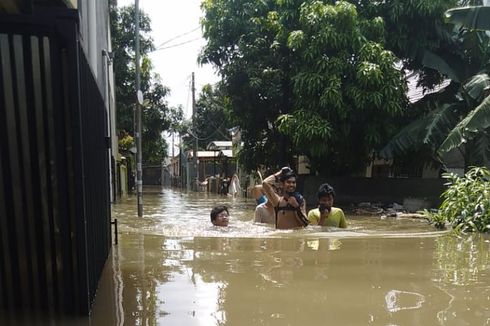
[154,27,200,50]
[185,105,231,141]
[153,37,202,52]
[186,122,230,141]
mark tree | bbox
[110,2,182,164]
[277,1,409,175]
[200,0,407,174]
[110,3,153,134]
[381,3,490,170]
[354,0,461,88]
[181,83,233,151]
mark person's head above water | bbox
[317,183,335,213]
[278,166,294,181]
[279,167,297,194]
[318,183,335,199]
[210,205,230,226]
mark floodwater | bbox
[86,187,490,326]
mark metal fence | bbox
[0,10,110,317]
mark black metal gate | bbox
[0,10,110,317]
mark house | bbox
[167,140,238,190]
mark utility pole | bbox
[180,133,185,192]
[192,72,199,187]
[135,0,143,217]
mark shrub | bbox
[428,167,490,232]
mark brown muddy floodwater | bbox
[86,187,490,326]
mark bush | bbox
[428,167,490,232]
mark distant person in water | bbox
[253,185,275,224]
[307,183,347,228]
[229,173,241,198]
[262,167,309,229]
[220,176,230,196]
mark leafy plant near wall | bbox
[427,166,490,232]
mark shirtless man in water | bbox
[262,167,309,229]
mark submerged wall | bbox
[300,176,446,209]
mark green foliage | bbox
[278,1,408,174]
[181,83,233,150]
[423,209,447,230]
[110,3,154,134]
[440,94,490,153]
[200,0,408,174]
[200,0,490,173]
[429,167,490,232]
[277,110,331,157]
[381,5,490,169]
[380,102,464,159]
[110,3,184,164]
[445,5,490,30]
[345,0,460,90]
[118,133,134,152]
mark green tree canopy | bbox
[381,3,490,170]
[110,2,183,164]
[187,83,233,149]
[200,0,408,174]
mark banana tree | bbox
[381,5,490,170]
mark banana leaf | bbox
[379,103,461,159]
[424,102,463,145]
[445,6,490,31]
[421,50,461,82]
[440,94,490,153]
[462,73,490,101]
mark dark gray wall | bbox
[0,11,111,316]
[300,176,446,208]
[143,165,162,185]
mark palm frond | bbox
[379,117,431,159]
[381,101,466,159]
[445,6,490,31]
[421,50,461,82]
[440,94,490,153]
[424,103,463,144]
[468,130,490,166]
[434,20,458,46]
[462,72,490,101]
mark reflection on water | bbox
[91,234,490,325]
[83,188,490,325]
[84,190,490,325]
[434,234,490,286]
[431,234,490,325]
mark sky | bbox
[117,0,220,119]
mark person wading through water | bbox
[262,167,309,229]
